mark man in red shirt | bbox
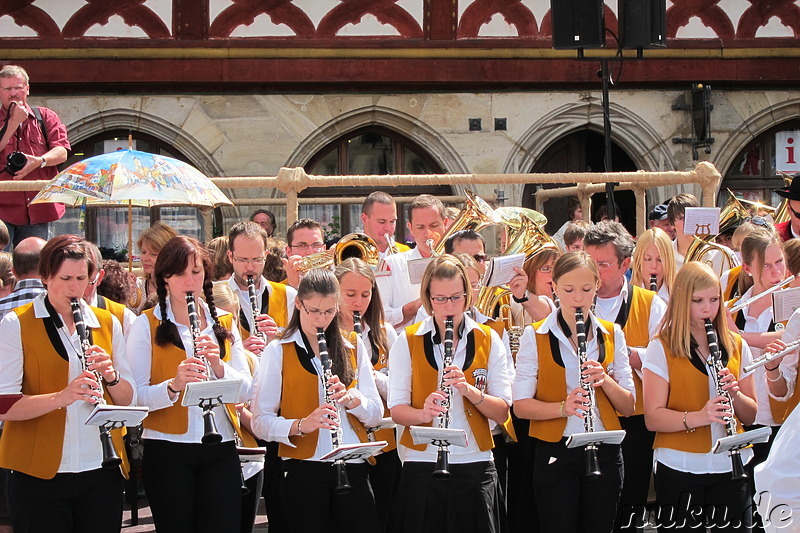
[0,65,70,247]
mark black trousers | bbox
[369,449,401,533]
[615,414,656,532]
[241,469,264,533]
[492,433,508,504]
[282,459,378,533]
[653,462,752,533]
[261,440,288,533]
[507,417,537,533]
[392,460,506,533]
[533,438,624,533]
[143,439,242,533]
[8,467,123,533]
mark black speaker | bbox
[619,0,666,49]
[550,0,605,49]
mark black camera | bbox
[4,152,27,175]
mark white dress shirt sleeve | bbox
[512,325,539,402]
[250,339,295,444]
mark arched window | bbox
[720,119,800,208]
[303,126,449,242]
[51,130,206,258]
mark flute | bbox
[433,316,455,479]
[246,275,266,341]
[70,298,122,469]
[743,339,800,373]
[704,318,746,480]
[576,308,601,477]
[649,274,658,292]
[728,276,795,313]
[186,292,223,445]
[317,327,351,493]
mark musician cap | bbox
[774,172,800,200]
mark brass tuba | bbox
[296,233,380,275]
[774,172,794,225]
[432,189,501,255]
[684,192,747,275]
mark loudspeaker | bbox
[619,0,666,49]
[550,0,605,49]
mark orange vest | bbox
[277,341,370,460]
[652,335,744,453]
[724,266,742,301]
[398,322,496,452]
[0,302,129,479]
[140,310,255,447]
[99,296,127,328]
[483,318,517,442]
[528,317,622,442]
[240,281,288,341]
[353,326,397,452]
[618,285,655,416]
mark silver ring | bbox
[320,415,325,423]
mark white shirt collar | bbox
[277,326,354,349]
[534,309,611,337]
[411,313,482,337]
[32,293,101,328]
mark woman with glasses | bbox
[513,248,561,324]
[250,268,383,533]
[126,235,253,532]
[513,251,634,533]
[631,228,675,302]
[388,254,512,533]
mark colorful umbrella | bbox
[30,149,233,267]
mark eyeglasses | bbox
[472,254,488,263]
[538,266,553,273]
[232,256,266,265]
[291,242,325,252]
[430,294,467,304]
[300,302,338,318]
[596,261,619,270]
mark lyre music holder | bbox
[320,441,388,463]
[182,379,244,409]
[85,404,149,428]
[566,429,626,449]
[713,426,772,455]
[409,426,469,449]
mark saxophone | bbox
[317,327,352,493]
[576,308,601,477]
[433,316,455,479]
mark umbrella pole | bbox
[128,201,133,272]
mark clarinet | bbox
[70,298,122,469]
[433,316,455,479]
[246,275,266,341]
[576,308,601,477]
[704,318,747,480]
[317,327,351,494]
[352,311,362,337]
[186,292,223,445]
[650,274,658,292]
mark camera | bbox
[4,152,27,175]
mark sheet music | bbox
[773,286,800,323]
[684,207,721,236]
[408,257,435,285]
[483,253,525,287]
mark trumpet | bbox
[426,238,439,257]
[186,292,223,445]
[576,308,601,478]
[246,275,266,341]
[433,316,455,479]
[70,298,122,469]
[385,233,400,255]
[704,319,746,480]
[317,327,351,494]
[728,276,795,314]
[649,274,658,293]
[743,340,800,373]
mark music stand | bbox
[237,446,267,464]
[565,429,627,449]
[713,426,772,454]
[182,379,244,409]
[85,404,149,430]
[366,417,396,442]
[409,426,469,449]
[319,441,388,462]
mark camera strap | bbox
[0,104,49,150]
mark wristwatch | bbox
[39,156,46,168]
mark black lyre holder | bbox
[99,420,124,469]
[197,395,224,445]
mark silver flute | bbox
[704,318,746,480]
[728,275,795,313]
[70,298,122,468]
[186,292,223,445]
[576,308,601,477]
[743,340,800,373]
[317,327,351,493]
[433,316,455,479]
[246,275,266,341]
[649,274,658,292]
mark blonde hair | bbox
[552,251,600,286]
[420,255,473,316]
[137,221,177,255]
[658,261,735,360]
[631,228,675,294]
[731,221,759,252]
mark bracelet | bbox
[296,417,306,437]
[682,411,696,433]
[512,290,530,304]
[473,389,486,406]
[167,380,180,395]
[765,364,780,372]
[559,400,566,418]
[103,370,120,387]
[345,394,357,409]
[766,369,784,382]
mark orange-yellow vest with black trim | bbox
[619,285,655,416]
[363,326,397,453]
[724,266,742,301]
[240,281,288,341]
[652,335,744,453]
[529,317,622,442]
[484,317,517,443]
[99,296,127,328]
[0,302,130,479]
[398,321,496,452]
[278,342,371,460]
[141,310,256,447]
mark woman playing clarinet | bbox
[127,235,253,532]
[250,267,383,533]
[513,251,634,533]
[0,235,135,533]
[643,261,758,532]
[631,227,675,302]
[388,255,511,533]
